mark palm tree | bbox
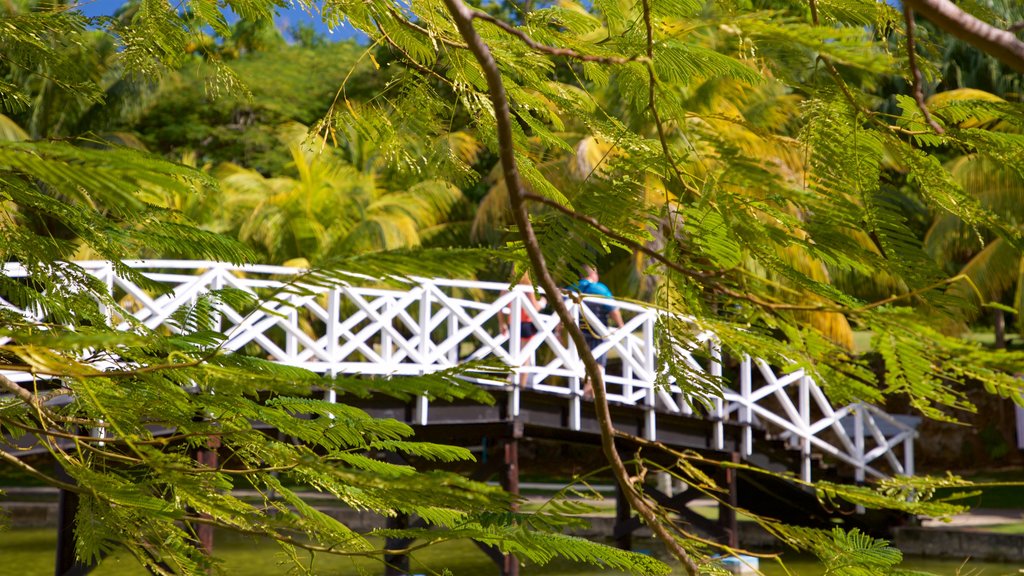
[931,0,1024,101]
[924,151,1024,346]
[922,4,1024,346]
[215,125,469,264]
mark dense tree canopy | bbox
[2,0,1024,574]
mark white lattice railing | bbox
[0,260,917,481]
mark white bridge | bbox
[1,260,917,483]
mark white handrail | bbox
[0,260,917,480]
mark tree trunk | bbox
[995,309,1006,349]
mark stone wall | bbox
[894,527,1024,562]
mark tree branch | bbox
[521,192,715,279]
[439,1,702,574]
[470,10,648,65]
[640,0,696,200]
[903,8,944,134]
[384,5,470,50]
[374,21,456,87]
[903,0,1024,73]
[0,449,79,492]
[714,285,838,312]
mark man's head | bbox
[582,265,598,281]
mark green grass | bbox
[985,522,1024,535]
[2,529,653,576]
[6,528,1024,575]
[935,468,1024,510]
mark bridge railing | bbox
[0,260,916,481]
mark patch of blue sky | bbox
[73,0,368,43]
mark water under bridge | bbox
[0,260,920,574]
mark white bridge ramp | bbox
[0,261,917,483]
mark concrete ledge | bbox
[1,502,61,528]
[894,527,1024,562]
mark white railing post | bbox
[447,311,459,365]
[709,341,725,451]
[415,281,432,426]
[624,313,638,400]
[508,289,522,418]
[509,290,522,387]
[325,286,340,405]
[100,262,114,324]
[644,314,657,440]
[568,300,582,431]
[854,406,866,512]
[739,354,752,457]
[854,406,865,483]
[645,384,657,442]
[381,296,393,371]
[799,375,811,482]
[209,265,224,332]
[286,306,299,362]
[91,420,106,448]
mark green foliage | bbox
[122,41,377,174]
[764,523,945,576]
[4,0,1024,573]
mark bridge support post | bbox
[500,435,521,576]
[55,465,96,576]
[193,437,220,557]
[614,483,632,551]
[718,452,740,549]
[384,513,413,576]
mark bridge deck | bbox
[349,388,901,536]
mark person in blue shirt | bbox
[566,265,624,399]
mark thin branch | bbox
[438,0,702,574]
[521,193,714,278]
[808,0,879,127]
[714,285,839,312]
[182,513,443,558]
[0,372,36,405]
[3,420,110,445]
[903,8,945,134]
[903,0,1024,73]
[816,56,866,109]
[0,339,249,385]
[179,514,363,554]
[0,357,207,380]
[2,418,242,448]
[0,449,79,492]
[640,0,697,200]
[384,5,470,49]
[854,273,984,312]
[470,10,648,65]
[215,464,299,475]
[374,21,456,87]
[807,0,877,137]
